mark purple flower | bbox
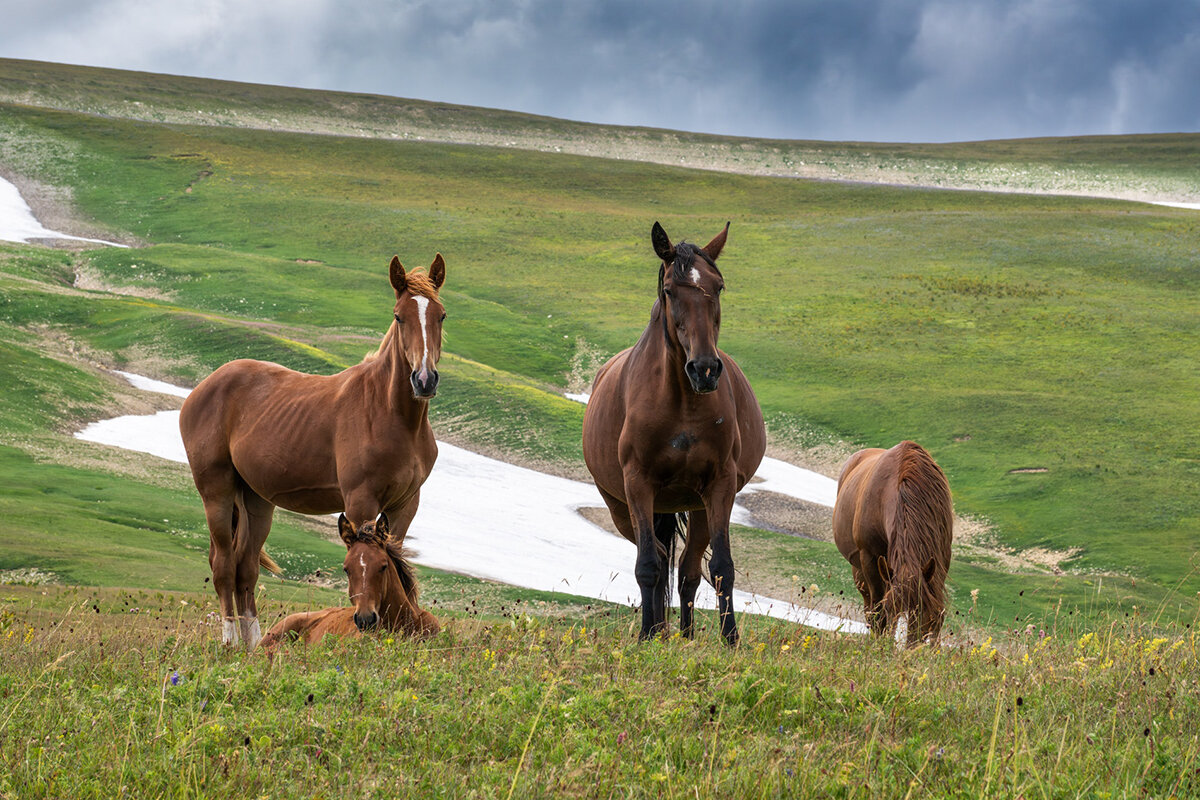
[169,671,182,686]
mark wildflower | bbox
[617,731,627,745]
[169,671,182,686]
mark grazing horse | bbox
[259,514,439,650]
[180,254,447,648]
[583,222,765,645]
[833,441,953,647]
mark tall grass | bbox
[1,585,1196,798]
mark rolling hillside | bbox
[0,59,1197,629]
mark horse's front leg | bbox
[705,473,740,646]
[624,477,666,640]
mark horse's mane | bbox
[888,441,953,618]
[384,538,420,601]
[403,267,441,301]
[662,241,721,287]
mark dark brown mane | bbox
[384,538,420,600]
[659,241,722,295]
[888,441,953,621]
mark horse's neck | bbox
[369,323,428,425]
[630,306,692,398]
[380,570,421,631]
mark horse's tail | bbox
[652,512,686,609]
[231,490,283,577]
[891,441,953,619]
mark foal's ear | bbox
[338,513,355,545]
[877,555,892,583]
[651,221,675,263]
[703,221,730,261]
[429,253,446,290]
[375,512,391,539]
[389,256,407,295]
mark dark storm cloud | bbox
[2,0,1198,142]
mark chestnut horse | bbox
[833,441,953,647]
[259,514,439,650]
[180,254,447,648]
[583,222,765,645]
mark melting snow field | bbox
[77,373,867,634]
[0,175,127,247]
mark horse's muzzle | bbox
[410,368,439,398]
[685,357,723,394]
[354,611,379,631]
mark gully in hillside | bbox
[179,254,448,648]
[582,222,766,645]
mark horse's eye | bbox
[663,288,672,297]
[379,564,388,573]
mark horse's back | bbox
[261,607,356,649]
[832,448,889,558]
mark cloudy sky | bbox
[3,0,1198,142]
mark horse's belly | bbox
[653,487,705,513]
[270,488,345,516]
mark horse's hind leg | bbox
[234,486,276,649]
[860,554,891,637]
[678,509,710,639]
[195,466,240,646]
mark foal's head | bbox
[389,254,447,399]
[338,512,433,634]
[651,222,729,393]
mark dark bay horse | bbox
[180,254,447,648]
[583,222,765,645]
[833,441,953,647]
[259,514,439,650]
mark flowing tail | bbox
[652,512,687,609]
[231,494,283,577]
[892,441,953,617]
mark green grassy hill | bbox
[1,59,1198,799]
[0,62,1197,625]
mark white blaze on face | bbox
[413,295,430,372]
[689,267,701,285]
[359,552,368,582]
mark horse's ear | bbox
[922,558,938,585]
[429,253,446,290]
[338,513,355,545]
[375,512,391,539]
[651,221,675,263]
[389,256,407,295]
[877,555,892,584]
[703,221,730,261]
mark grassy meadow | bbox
[0,61,1198,796]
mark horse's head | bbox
[651,221,729,394]
[878,555,945,647]
[389,254,447,399]
[338,512,398,630]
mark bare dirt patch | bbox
[738,491,834,541]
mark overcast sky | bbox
[3,0,1198,142]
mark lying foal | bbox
[260,513,439,649]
